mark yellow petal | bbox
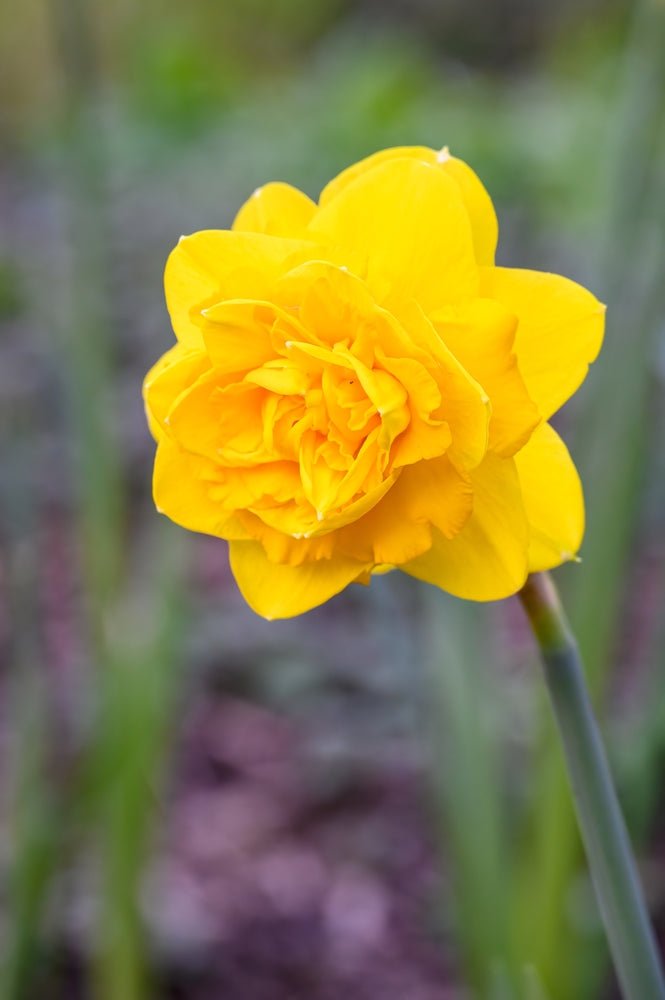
[275,259,377,345]
[143,343,210,440]
[235,510,336,564]
[153,441,248,540]
[233,182,317,238]
[256,462,397,539]
[276,260,459,465]
[337,456,472,565]
[441,153,498,266]
[200,300,277,373]
[246,360,310,396]
[202,298,310,372]
[318,147,435,205]
[228,540,369,619]
[169,375,267,465]
[480,266,605,420]
[378,353,451,468]
[308,157,478,312]
[514,422,584,571]
[402,453,528,600]
[208,461,303,509]
[319,145,497,265]
[394,301,490,470]
[430,298,540,457]
[165,230,317,348]
[300,426,384,516]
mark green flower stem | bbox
[519,573,665,1000]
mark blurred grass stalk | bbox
[514,0,665,994]
[3,673,59,1000]
[621,369,665,838]
[423,592,518,996]
[45,1,187,999]
[1,452,60,1000]
[50,0,124,625]
[93,532,186,1000]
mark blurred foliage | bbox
[1,0,665,998]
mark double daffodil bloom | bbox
[144,146,604,618]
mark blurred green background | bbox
[2,1,665,998]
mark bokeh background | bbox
[2,1,665,997]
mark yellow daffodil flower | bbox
[143,146,605,619]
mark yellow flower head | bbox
[143,146,605,619]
